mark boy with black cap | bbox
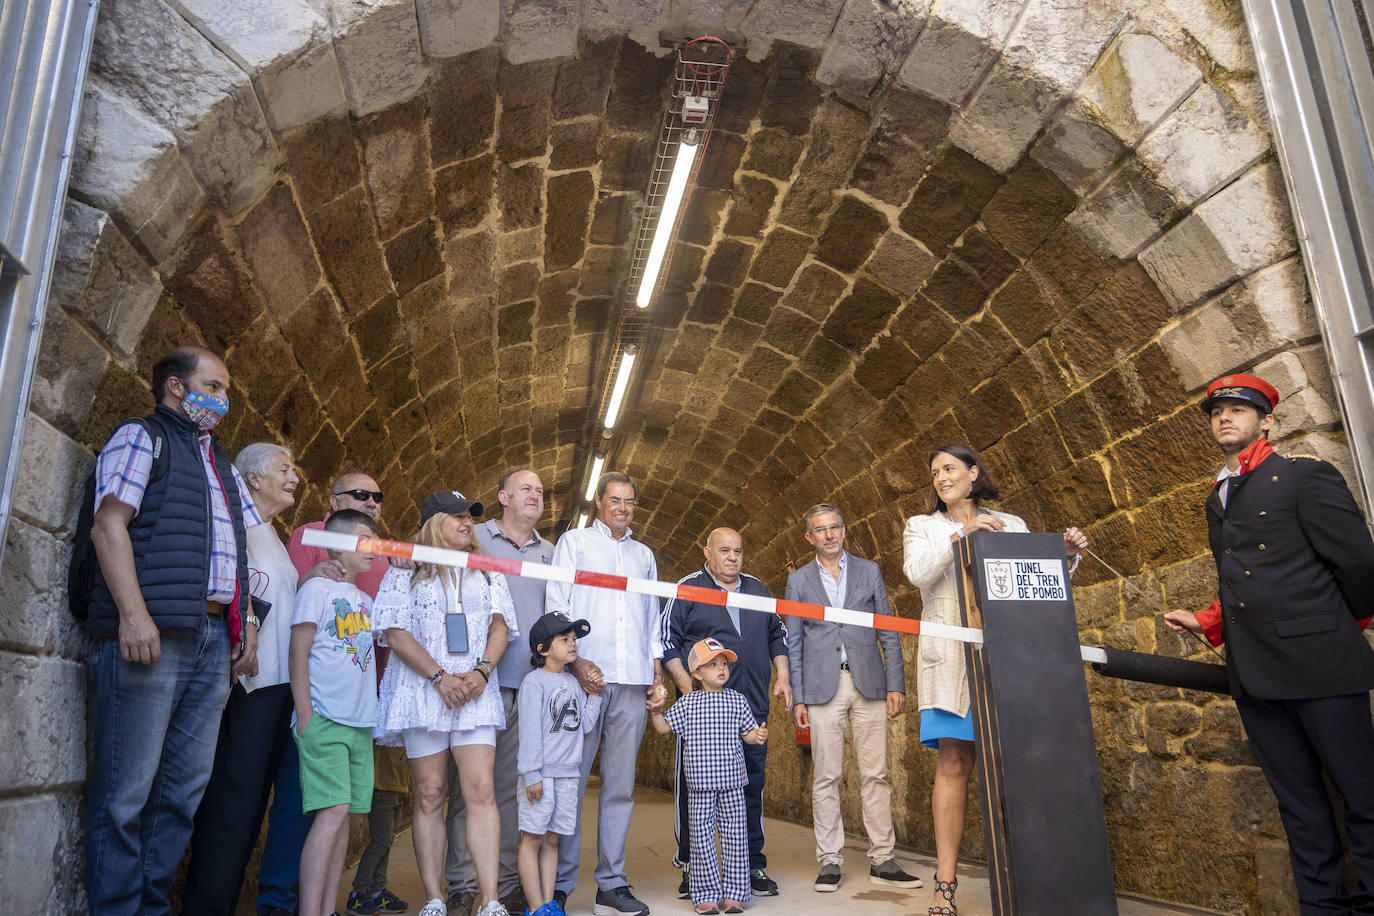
[517,613,604,916]
[649,638,768,915]
[1166,373,1374,912]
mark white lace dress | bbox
[373,564,518,744]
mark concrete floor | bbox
[340,779,1224,916]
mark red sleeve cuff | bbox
[1196,600,1224,646]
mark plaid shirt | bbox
[94,422,261,602]
[664,688,758,792]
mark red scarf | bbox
[1212,437,1274,489]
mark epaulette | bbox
[1283,454,1324,462]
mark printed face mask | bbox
[181,389,229,431]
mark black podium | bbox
[954,531,1118,915]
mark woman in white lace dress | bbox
[902,444,1086,916]
[374,491,518,916]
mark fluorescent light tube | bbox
[584,455,606,501]
[603,350,638,428]
[636,136,700,309]
[576,511,589,529]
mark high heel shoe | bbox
[927,874,957,916]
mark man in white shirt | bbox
[546,472,662,916]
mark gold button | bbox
[1239,602,1246,608]
[1244,570,1251,576]
[1272,476,1279,482]
[1258,543,1266,550]
[1259,510,1267,516]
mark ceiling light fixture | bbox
[602,346,639,428]
[583,454,606,501]
[635,129,700,309]
[576,510,589,529]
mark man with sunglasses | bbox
[288,473,390,596]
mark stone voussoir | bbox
[166,0,348,131]
[70,79,207,262]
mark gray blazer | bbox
[785,552,905,705]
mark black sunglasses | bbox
[335,488,384,504]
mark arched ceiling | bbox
[28,0,1354,908]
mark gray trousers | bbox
[445,687,522,897]
[557,682,648,895]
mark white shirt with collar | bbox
[545,517,661,686]
[1215,463,1242,508]
[816,553,849,663]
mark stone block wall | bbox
[6,0,1358,911]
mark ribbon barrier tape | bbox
[303,529,1229,680]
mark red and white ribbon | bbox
[301,528,1109,663]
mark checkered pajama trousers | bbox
[688,787,750,906]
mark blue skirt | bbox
[920,707,975,749]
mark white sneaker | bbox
[474,901,512,916]
[420,899,448,916]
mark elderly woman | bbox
[183,442,315,915]
[902,443,1087,916]
[374,490,518,916]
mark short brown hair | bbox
[925,443,1000,514]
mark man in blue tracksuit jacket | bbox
[659,527,792,898]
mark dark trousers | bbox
[181,682,311,915]
[1236,693,1374,914]
[675,737,769,872]
[353,788,406,894]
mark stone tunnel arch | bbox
[4,0,1352,912]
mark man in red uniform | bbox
[1166,374,1374,913]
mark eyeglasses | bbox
[604,497,637,508]
[335,488,384,504]
[810,523,844,535]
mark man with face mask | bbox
[86,346,260,915]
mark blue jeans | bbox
[86,615,231,915]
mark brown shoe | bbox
[447,891,476,916]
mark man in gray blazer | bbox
[786,503,921,893]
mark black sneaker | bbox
[498,889,526,916]
[375,888,410,913]
[750,869,778,896]
[447,890,476,916]
[348,891,380,915]
[552,891,567,911]
[814,864,841,892]
[869,859,923,888]
[678,870,690,899]
[593,885,650,916]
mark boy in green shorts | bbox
[289,509,380,916]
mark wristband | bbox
[429,669,446,686]
[475,665,490,681]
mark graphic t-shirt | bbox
[517,667,604,782]
[292,577,378,728]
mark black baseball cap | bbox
[528,612,591,654]
[420,490,484,525]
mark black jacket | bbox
[1208,450,1374,699]
[89,406,250,636]
[659,569,788,720]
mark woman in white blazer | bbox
[902,444,1086,916]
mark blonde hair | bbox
[411,512,488,605]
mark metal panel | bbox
[0,0,102,566]
[1240,0,1374,509]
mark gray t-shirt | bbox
[517,667,603,782]
[476,518,555,689]
[292,577,378,728]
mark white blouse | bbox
[240,523,301,693]
[902,509,1028,717]
[373,564,518,744]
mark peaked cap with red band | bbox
[1200,373,1280,415]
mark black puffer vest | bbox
[87,405,250,636]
